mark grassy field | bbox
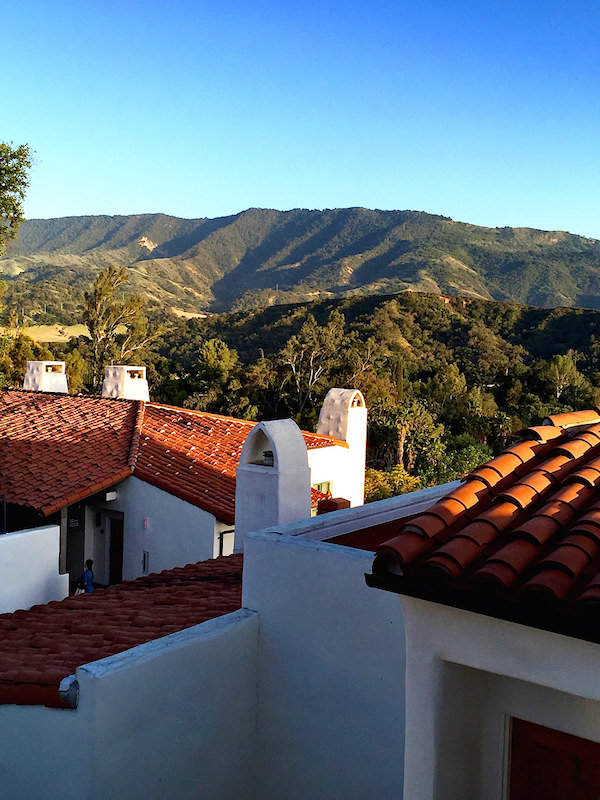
[21,324,89,343]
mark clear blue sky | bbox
[5,0,600,238]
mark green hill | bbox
[3,208,600,319]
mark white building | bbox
[0,409,597,797]
[0,364,367,604]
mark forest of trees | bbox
[1,272,597,503]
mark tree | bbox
[82,266,147,391]
[278,310,346,417]
[541,354,585,400]
[0,143,32,257]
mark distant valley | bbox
[3,207,600,322]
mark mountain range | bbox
[3,207,600,317]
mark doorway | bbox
[509,718,600,799]
[108,516,124,584]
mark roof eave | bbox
[41,466,134,517]
[365,571,600,646]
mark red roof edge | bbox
[41,465,134,516]
[128,400,145,469]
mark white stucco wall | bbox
[399,596,600,800]
[0,609,259,800]
[243,530,406,800]
[0,525,69,613]
[92,477,220,581]
[308,444,364,507]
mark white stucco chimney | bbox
[234,419,311,551]
[101,365,150,401]
[317,388,367,505]
[23,361,68,393]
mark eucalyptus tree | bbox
[0,142,32,257]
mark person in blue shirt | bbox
[82,559,94,594]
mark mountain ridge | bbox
[2,207,600,318]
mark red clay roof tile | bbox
[478,539,539,581]
[466,466,505,489]
[566,467,600,488]
[371,410,600,636]
[476,501,522,532]
[539,544,591,576]
[522,569,574,600]
[473,561,519,590]
[522,426,565,443]
[422,536,481,575]
[479,452,523,479]
[513,515,560,545]
[555,438,596,459]
[444,479,490,511]
[518,471,555,494]
[375,532,434,571]
[497,483,539,509]
[0,391,345,524]
[403,513,447,539]
[458,520,498,546]
[503,441,545,463]
[0,554,243,707]
[427,497,469,525]
[543,410,600,428]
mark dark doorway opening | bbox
[66,502,84,591]
[109,516,124,584]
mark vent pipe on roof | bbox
[23,361,69,393]
[101,365,150,402]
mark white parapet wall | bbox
[242,530,407,800]
[0,525,69,613]
[0,609,259,800]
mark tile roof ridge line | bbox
[145,401,258,425]
[144,399,344,448]
[128,400,145,470]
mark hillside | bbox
[3,208,600,319]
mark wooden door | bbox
[509,718,600,799]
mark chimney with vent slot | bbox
[316,388,367,506]
[23,361,68,393]
[101,365,150,401]
[234,419,311,551]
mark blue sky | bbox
[5,0,600,238]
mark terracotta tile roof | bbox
[542,409,600,428]
[0,391,138,516]
[368,410,600,642]
[0,391,345,524]
[134,403,345,524]
[0,554,243,708]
